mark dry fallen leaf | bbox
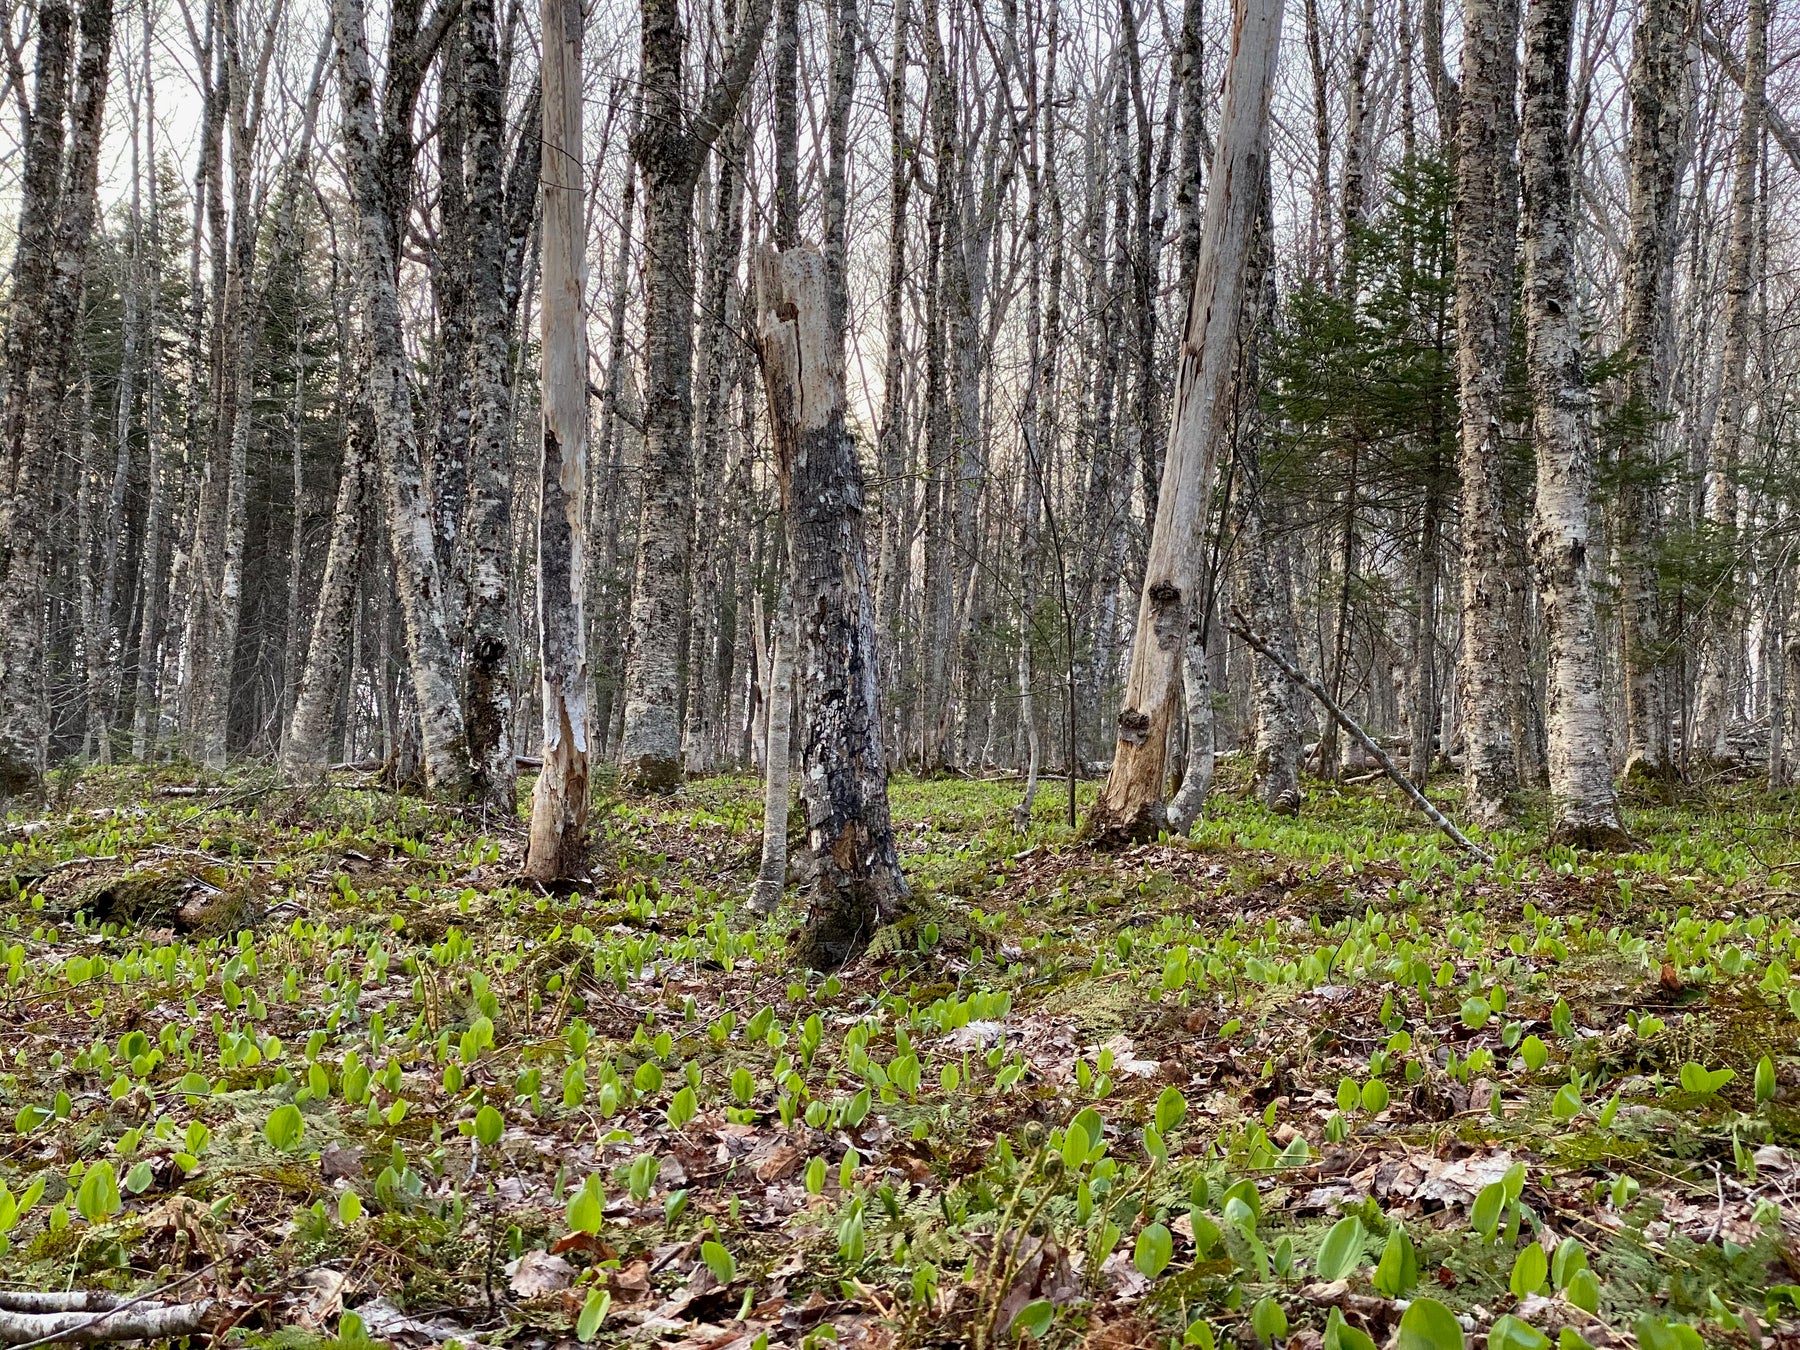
[290,1268,351,1331]
[506,1248,576,1298]
[755,1143,805,1182]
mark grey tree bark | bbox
[331,0,473,797]
[460,0,522,811]
[1615,0,1693,785]
[1453,0,1524,826]
[0,0,110,797]
[619,0,771,792]
[1085,0,1282,845]
[1519,0,1629,848]
[749,584,793,915]
[526,0,590,879]
[755,245,907,967]
[1692,0,1766,763]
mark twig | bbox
[1226,608,1494,865]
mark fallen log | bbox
[1226,606,1494,866]
[0,1299,212,1347]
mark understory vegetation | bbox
[6,769,1800,1348]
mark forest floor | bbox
[5,763,1800,1350]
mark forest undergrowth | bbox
[6,765,1800,1350]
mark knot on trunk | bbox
[1117,709,1151,746]
[1147,580,1185,651]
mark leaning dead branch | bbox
[1226,606,1495,865]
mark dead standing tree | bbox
[1084,0,1282,845]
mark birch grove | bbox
[0,0,1797,945]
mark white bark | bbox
[331,0,473,797]
[1520,0,1628,848]
[525,0,590,881]
[1086,0,1281,844]
[750,587,793,915]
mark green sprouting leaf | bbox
[1509,1242,1548,1297]
[634,1061,664,1093]
[1251,1296,1288,1346]
[1560,1331,1595,1350]
[1488,1314,1551,1350]
[1396,1297,1464,1350]
[1678,1062,1734,1096]
[1460,998,1492,1031]
[1471,1181,1506,1239]
[1551,1237,1588,1289]
[263,1103,305,1152]
[1315,1215,1365,1281]
[1551,1082,1583,1120]
[566,1174,606,1234]
[1564,1267,1601,1315]
[1324,1308,1378,1350]
[1155,1085,1188,1134]
[1134,1222,1174,1279]
[1070,1106,1105,1162]
[1185,1317,1217,1349]
[339,1190,363,1224]
[1013,1300,1055,1340]
[1521,1035,1549,1071]
[805,1156,826,1195]
[75,1161,122,1223]
[701,1240,737,1284]
[475,1104,503,1147]
[732,1067,756,1105]
[1337,1077,1359,1113]
[668,1085,698,1129]
[1634,1317,1704,1350]
[124,1160,154,1195]
[1756,1055,1776,1104]
[1372,1225,1418,1298]
[576,1287,611,1342]
[1597,1093,1620,1128]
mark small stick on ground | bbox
[1226,606,1494,865]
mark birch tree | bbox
[1519,0,1628,848]
[618,0,771,792]
[330,0,472,797]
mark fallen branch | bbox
[0,1260,222,1348]
[0,1300,213,1347]
[1226,606,1494,865]
[0,1296,127,1314]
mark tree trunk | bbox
[1519,0,1628,849]
[749,583,793,915]
[619,0,771,792]
[332,0,473,797]
[526,0,589,880]
[461,0,518,811]
[0,0,110,797]
[1693,0,1765,762]
[1084,0,1282,845]
[283,389,375,776]
[1615,0,1691,786]
[755,245,906,968]
[1453,0,1524,826]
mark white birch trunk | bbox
[1520,0,1629,848]
[331,0,473,797]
